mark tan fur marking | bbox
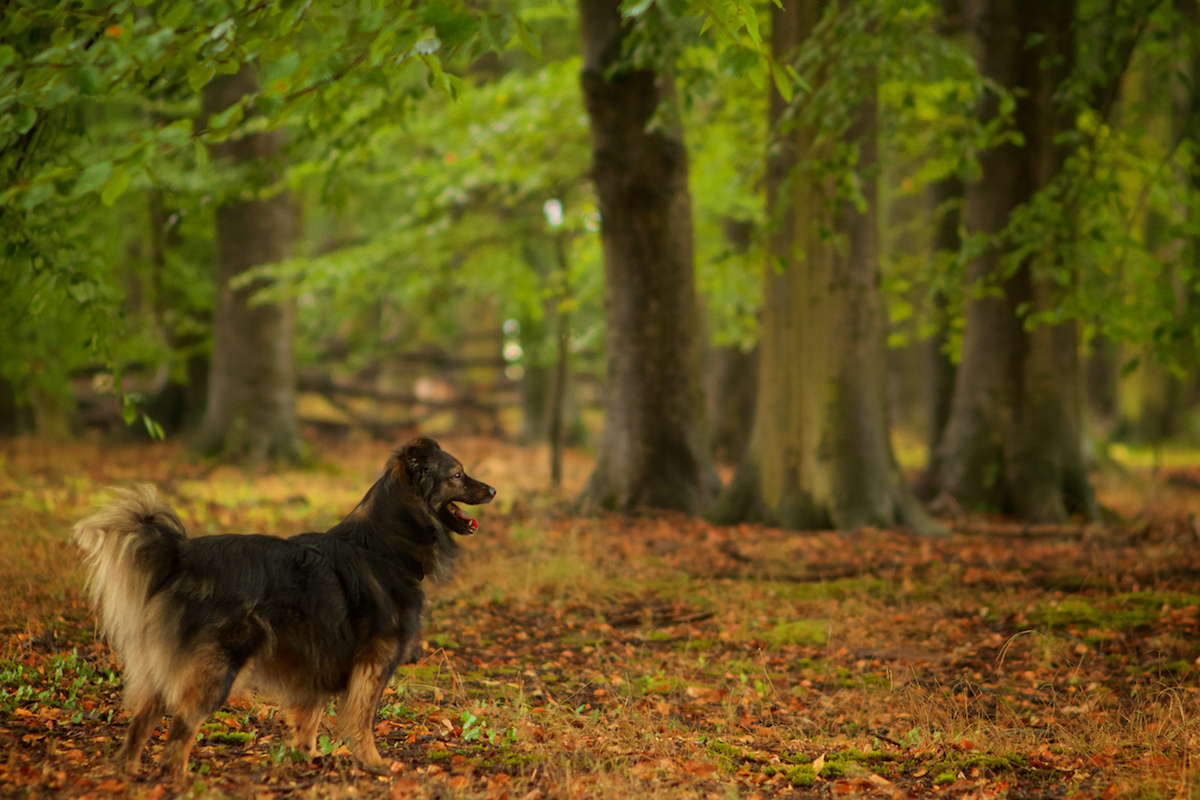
[161,716,202,783]
[339,640,399,768]
[158,644,238,779]
[116,694,164,774]
[289,704,322,756]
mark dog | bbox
[72,436,495,779]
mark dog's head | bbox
[391,437,496,536]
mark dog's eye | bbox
[452,472,462,481]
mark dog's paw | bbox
[358,761,394,777]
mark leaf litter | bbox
[1,436,1199,798]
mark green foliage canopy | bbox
[0,0,535,421]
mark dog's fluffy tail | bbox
[72,485,187,703]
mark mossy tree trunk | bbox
[712,0,938,534]
[919,0,1097,522]
[191,65,301,463]
[576,0,717,512]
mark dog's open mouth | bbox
[443,502,478,535]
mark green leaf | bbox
[717,46,758,79]
[207,103,244,138]
[435,13,476,47]
[74,64,103,94]
[162,1,194,29]
[13,107,36,135]
[269,51,300,80]
[421,2,477,48]
[769,59,792,102]
[513,16,540,59]
[143,415,165,440]
[188,63,215,92]
[45,80,76,106]
[739,3,761,47]
[21,183,54,208]
[0,45,15,69]
[257,92,284,118]
[622,0,654,17]
[479,14,508,51]
[785,64,808,93]
[100,165,130,207]
[210,17,235,42]
[75,161,113,195]
[68,281,97,304]
[361,69,390,90]
[137,27,175,62]
[32,166,73,185]
[157,120,192,147]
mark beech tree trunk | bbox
[147,189,208,436]
[705,217,758,464]
[705,344,757,464]
[577,0,716,512]
[924,178,962,462]
[191,66,301,462]
[920,0,1097,522]
[711,0,937,534]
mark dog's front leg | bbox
[288,703,323,757]
[339,654,395,774]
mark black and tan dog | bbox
[72,437,495,779]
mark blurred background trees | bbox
[2,0,1197,524]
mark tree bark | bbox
[576,0,717,512]
[925,178,962,461]
[705,344,758,464]
[547,235,572,488]
[705,216,758,464]
[191,65,301,463]
[711,0,938,534]
[0,373,34,437]
[921,0,1097,522]
[146,188,209,437]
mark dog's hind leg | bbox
[116,692,164,774]
[160,713,205,783]
[160,645,241,781]
[288,702,322,757]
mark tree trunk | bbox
[924,176,962,463]
[518,318,551,445]
[705,216,758,464]
[921,0,1097,522]
[917,0,964,470]
[191,66,301,463]
[146,188,209,437]
[705,344,758,464]
[547,235,572,488]
[711,0,938,534]
[576,0,717,512]
[0,374,34,437]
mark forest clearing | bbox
[2,435,1199,799]
[6,0,1200,796]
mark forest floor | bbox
[2,434,1200,800]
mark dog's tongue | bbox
[448,503,478,534]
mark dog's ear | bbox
[393,437,442,498]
